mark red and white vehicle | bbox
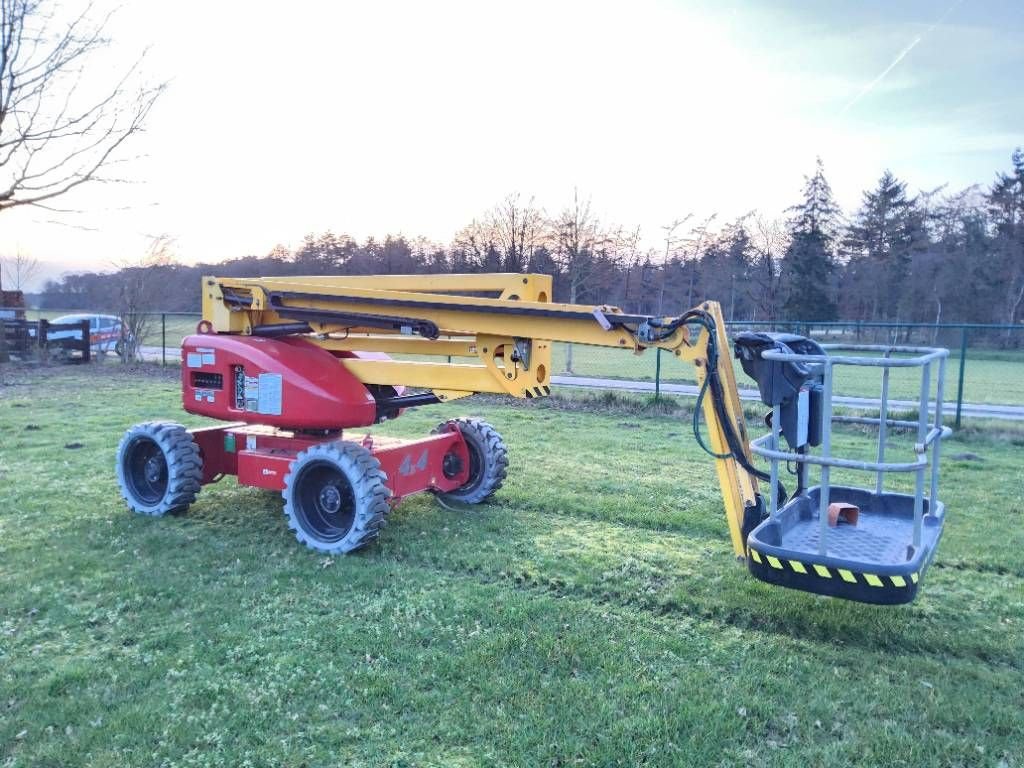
[44,313,133,355]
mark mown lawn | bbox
[1,366,1022,767]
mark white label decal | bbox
[257,373,283,416]
[797,387,809,447]
[193,389,216,404]
[244,376,259,411]
[186,352,203,368]
[246,435,256,451]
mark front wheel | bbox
[116,421,202,516]
[432,418,508,505]
[282,442,391,554]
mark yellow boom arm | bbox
[201,272,763,557]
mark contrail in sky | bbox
[840,0,964,114]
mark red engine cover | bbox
[181,334,379,429]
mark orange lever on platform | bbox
[828,502,860,527]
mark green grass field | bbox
[24,309,1024,406]
[1,366,1021,767]
[393,342,1022,409]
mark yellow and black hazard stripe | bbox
[747,547,923,605]
[523,386,551,399]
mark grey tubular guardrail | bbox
[725,322,1024,428]
[749,343,950,555]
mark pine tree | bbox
[987,148,1024,328]
[724,225,754,319]
[843,171,925,321]
[782,159,841,320]
[699,221,753,319]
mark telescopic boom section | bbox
[201,272,762,556]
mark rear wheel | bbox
[282,442,391,554]
[116,422,202,516]
[432,418,508,505]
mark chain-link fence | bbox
[723,321,1024,427]
[24,310,1024,426]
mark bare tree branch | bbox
[0,247,39,289]
[112,234,175,362]
[0,0,164,213]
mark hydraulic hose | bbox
[647,309,785,503]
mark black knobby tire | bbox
[282,442,391,554]
[432,418,508,505]
[116,421,203,516]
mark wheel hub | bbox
[144,456,164,484]
[318,484,342,514]
[442,451,464,479]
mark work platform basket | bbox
[744,343,951,605]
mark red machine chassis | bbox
[188,423,471,501]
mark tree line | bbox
[37,150,1024,327]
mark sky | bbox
[2,0,1022,290]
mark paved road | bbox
[139,346,1024,422]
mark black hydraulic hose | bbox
[705,354,772,483]
[793,445,808,498]
[692,374,730,459]
[655,308,785,503]
[704,329,788,506]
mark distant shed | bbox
[0,288,26,320]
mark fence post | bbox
[162,313,166,367]
[654,348,661,401]
[80,319,91,363]
[0,320,8,364]
[950,327,966,430]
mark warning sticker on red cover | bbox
[257,373,282,415]
[241,372,283,415]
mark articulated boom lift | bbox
[117,273,950,605]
